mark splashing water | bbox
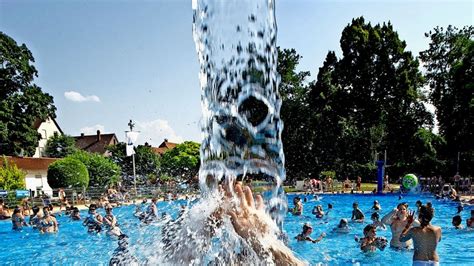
[143,1,290,264]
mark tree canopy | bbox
[160,141,200,181]
[47,158,89,188]
[45,134,77,158]
[0,32,56,156]
[68,150,121,187]
[0,156,26,190]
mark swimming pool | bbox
[0,193,472,265]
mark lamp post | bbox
[125,120,139,197]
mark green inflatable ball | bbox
[402,174,418,189]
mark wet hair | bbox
[363,224,376,236]
[338,219,348,228]
[419,205,434,226]
[13,207,21,214]
[328,203,333,209]
[43,206,50,213]
[302,223,313,234]
[416,200,422,206]
[397,202,408,209]
[371,212,380,220]
[452,215,462,226]
[373,200,379,204]
[32,206,40,214]
[353,202,359,207]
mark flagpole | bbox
[126,119,139,197]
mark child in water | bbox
[291,197,303,216]
[295,223,326,243]
[356,224,388,252]
[312,205,324,218]
[452,215,463,229]
[371,200,381,211]
[333,218,350,233]
[467,210,474,228]
[351,202,365,222]
[371,212,386,230]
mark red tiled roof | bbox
[152,140,178,155]
[73,131,119,154]
[2,156,59,171]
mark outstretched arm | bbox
[381,209,397,225]
[399,211,415,242]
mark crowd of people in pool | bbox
[290,194,474,266]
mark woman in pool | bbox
[295,223,325,243]
[12,207,27,231]
[381,202,419,249]
[29,206,41,228]
[290,197,303,216]
[312,205,324,218]
[83,204,103,233]
[39,206,58,233]
[103,205,122,237]
[357,224,388,252]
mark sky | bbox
[1,0,472,146]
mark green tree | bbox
[0,156,26,190]
[0,32,56,156]
[44,133,77,158]
[108,143,160,184]
[69,150,121,187]
[47,158,89,188]
[419,25,474,175]
[160,141,200,181]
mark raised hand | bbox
[406,210,415,225]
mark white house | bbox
[32,117,63,158]
[3,156,58,196]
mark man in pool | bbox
[400,206,441,266]
[295,223,326,243]
[356,224,388,252]
[351,202,364,222]
[371,212,386,230]
[333,218,350,233]
[381,202,419,249]
[291,197,303,215]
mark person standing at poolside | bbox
[356,176,362,192]
[39,206,58,233]
[400,206,441,266]
[382,202,419,249]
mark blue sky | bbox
[1,0,472,146]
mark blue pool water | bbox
[0,194,472,265]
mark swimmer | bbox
[452,215,463,229]
[381,202,419,249]
[109,234,139,266]
[12,207,27,231]
[39,207,58,233]
[83,204,103,233]
[356,224,388,252]
[351,202,365,222]
[371,200,381,211]
[71,207,81,221]
[0,199,11,220]
[104,205,122,237]
[291,197,303,216]
[456,204,463,214]
[312,205,324,218]
[295,223,325,243]
[371,212,386,230]
[400,206,441,266]
[415,200,422,218]
[327,203,333,215]
[29,206,41,228]
[466,210,474,228]
[333,218,350,233]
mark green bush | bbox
[47,158,89,188]
[69,150,121,187]
[0,156,26,190]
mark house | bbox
[151,139,178,155]
[33,117,64,158]
[2,156,58,196]
[73,130,119,156]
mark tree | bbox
[160,141,200,181]
[68,150,121,187]
[0,156,26,190]
[419,25,474,175]
[107,143,160,184]
[0,32,56,156]
[47,158,89,188]
[44,133,77,158]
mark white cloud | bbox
[64,91,101,102]
[80,124,105,135]
[135,119,184,146]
